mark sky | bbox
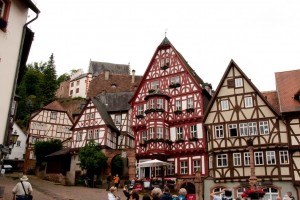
[27,0,300,91]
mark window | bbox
[88,130,93,140]
[193,160,201,173]
[71,82,74,87]
[156,127,163,139]
[157,99,163,109]
[244,152,250,166]
[190,125,197,138]
[94,129,99,139]
[177,127,183,139]
[86,113,90,120]
[228,124,238,137]
[221,100,229,110]
[150,99,155,109]
[279,150,289,164]
[212,188,224,198]
[254,152,264,165]
[233,153,241,166]
[170,76,180,84]
[76,80,80,86]
[187,97,194,109]
[16,140,21,147]
[151,81,159,90]
[149,127,154,139]
[50,111,57,119]
[90,113,94,119]
[266,151,276,165]
[235,78,243,87]
[138,105,144,115]
[70,90,73,95]
[263,187,279,200]
[115,115,121,124]
[215,125,224,138]
[248,122,257,135]
[259,121,269,135]
[209,156,213,169]
[141,131,147,141]
[76,88,79,93]
[176,100,181,110]
[167,163,175,175]
[244,96,253,108]
[180,161,188,174]
[217,154,228,167]
[155,166,162,176]
[239,123,248,136]
[165,128,169,140]
[77,132,82,141]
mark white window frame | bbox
[248,122,257,135]
[142,131,147,141]
[88,130,93,140]
[170,76,180,84]
[187,97,194,109]
[190,125,197,138]
[217,154,228,167]
[193,160,201,173]
[221,100,229,111]
[50,111,57,119]
[180,161,188,174]
[176,99,181,110]
[167,163,175,175]
[239,123,248,136]
[266,151,276,165]
[244,152,250,166]
[259,121,269,135]
[279,150,289,164]
[86,113,90,120]
[156,127,163,139]
[90,113,94,119]
[233,153,241,166]
[165,128,169,140]
[77,132,82,142]
[115,115,121,125]
[138,105,144,115]
[264,187,279,200]
[228,124,238,137]
[94,129,99,139]
[215,125,224,139]
[16,140,21,147]
[157,99,163,109]
[254,152,264,165]
[150,99,155,109]
[244,96,253,108]
[149,127,154,139]
[177,127,183,139]
[151,81,159,90]
[235,78,243,87]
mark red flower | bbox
[241,193,248,197]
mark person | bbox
[161,187,173,200]
[142,194,151,200]
[106,173,112,191]
[123,186,139,200]
[108,186,120,200]
[151,187,163,200]
[177,188,187,200]
[114,174,120,190]
[235,198,241,200]
[12,175,33,200]
[210,188,232,200]
[287,191,295,200]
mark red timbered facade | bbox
[130,37,211,183]
[203,60,293,200]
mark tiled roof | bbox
[87,73,142,97]
[261,91,280,113]
[89,61,130,77]
[43,101,66,111]
[58,98,86,116]
[96,92,134,112]
[275,69,300,113]
[71,73,90,81]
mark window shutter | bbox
[227,79,234,88]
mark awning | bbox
[137,159,172,168]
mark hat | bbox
[20,175,28,181]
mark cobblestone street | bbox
[0,173,127,200]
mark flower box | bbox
[189,137,199,141]
[175,139,184,143]
[174,110,182,115]
[160,65,169,70]
[136,114,144,119]
[156,108,165,113]
[148,89,155,93]
[169,83,181,89]
[145,108,156,114]
[186,108,195,113]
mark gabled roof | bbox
[91,97,119,132]
[22,0,40,14]
[71,73,90,81]
[87,73,142,97]
[261,91,280,113]
[129,37,206,104]
[275,69,300,113]
[96,92,134,112]
[203,59,280,121]
[43,101,66,111]
[58,98,86,116]
[88,61,130,77]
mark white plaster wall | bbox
[0,1,28,144]
[7,123,27,160]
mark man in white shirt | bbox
[12,175,33,200]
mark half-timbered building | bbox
[275,69,300,199]
[203,60,293,200]
[129,37,212,190]
[24,99,85,171]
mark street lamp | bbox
[246,137,257,190]
[9,130,19,147]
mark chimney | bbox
[104,70,110,80]
[132,69,136,83]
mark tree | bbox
[57,73,70,84]
[34,139,62,167]
[78,141,108,179]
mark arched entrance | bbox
[180,182,196,194]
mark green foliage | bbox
[34,139,62,166]
[78,141,108,176]
[57,73,70,84]
[111,155,123,177]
